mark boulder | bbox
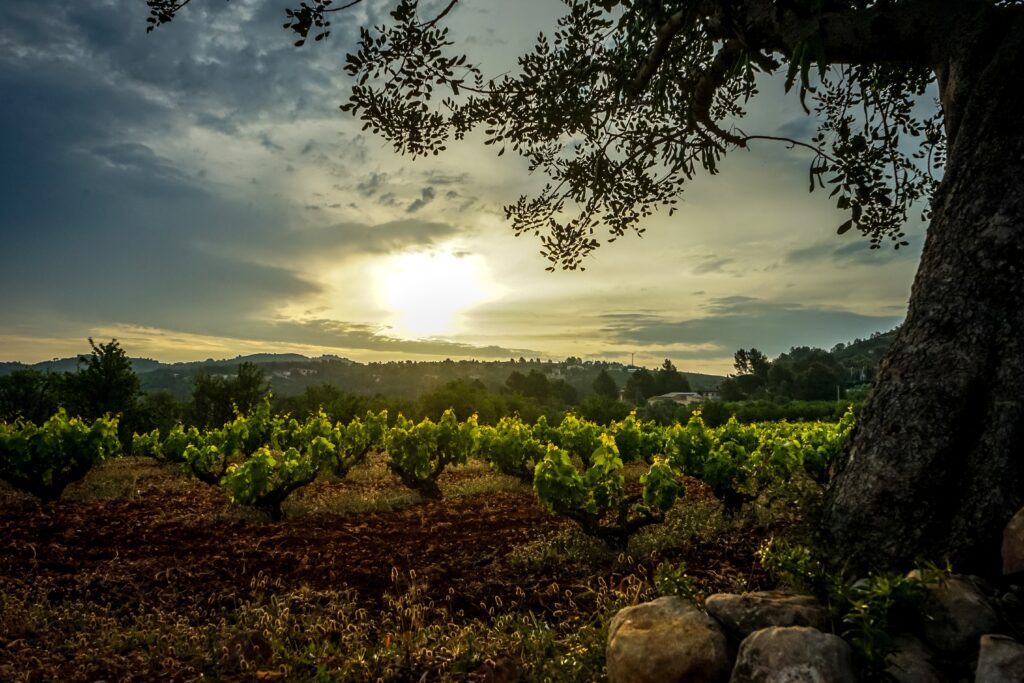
[705,591,828,639]
[607,596,731,683]
[729,626,856,683]
[885,635,945,683]
[991,586,1024,637]
[976,634,1024,683]
[910,573,1001,656]
[1002,507,1024,575]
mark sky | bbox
[0,0,921,374]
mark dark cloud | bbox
[777,116,817,141]
[600,298,902,357]
[260,133,285,152]
[241,318,538,358]
[425,171,469,186]
[246,219,462,262]
[786,238,922,265]
[692,257,734,275]
[194,112,239,135]
[357,172,387,197]
[406,186,437,213]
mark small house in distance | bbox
[648,389,720,405]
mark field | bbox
[0,454,794,682]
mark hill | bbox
[0,351,722,402]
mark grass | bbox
[0,568,640,682]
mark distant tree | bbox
[793,362,842,401]
[188,372,231,428]
[625,368,657,403]
[717,377,746,402]
[655,359,691,394]
[136,391,182,435]
[548,379,579,405]
[233,362,271,415]
[767,364,795,397]
[733,373,766,397]
[734,349,771,378]
[188,362,269,428]
[0,370,64,424]
[578,395,631,425]
[418,379,496,422]
[592,368,619,399]
[504,371,525,394]
[59,338,142,447]
[521,370,550,401]
[505,369,553,403]
[64,338,142,421]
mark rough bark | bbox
[822,12,1024,575]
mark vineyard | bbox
[0,403,854,680]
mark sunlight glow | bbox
[374,250,498,337]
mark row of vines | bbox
[0,402,854,543]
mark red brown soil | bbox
[0,460,770,620]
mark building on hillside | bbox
[648,391,705,405]
[648,389,721,405]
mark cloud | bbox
[356,171,387,197]
[259,133,285,152]
[692,257,735,275]
[786,238,922,265]
[406,186,437,213]
[247,317,539,358]
[235,219,462,266]
[600,298,901,357]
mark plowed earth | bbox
[0,459,766,619]
[0,458,772,681]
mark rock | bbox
[1003,507,1024,575]
[976,634,1024,683]
[910,572,1001,656]
[607,596,731,683]
[992,586,1024,637]
[729,626,856,683]
[705,591,829,639]
[885,635,945,683]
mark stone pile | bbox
[607,581,1024,682]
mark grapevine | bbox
[0,410,121,501]
[533,434,682,547]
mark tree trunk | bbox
[821,14,1024,576]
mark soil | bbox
[0,459,770,622]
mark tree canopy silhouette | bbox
[146,0,1024,574]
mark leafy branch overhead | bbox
[147,0,995,268]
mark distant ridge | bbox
[0,353,356,376]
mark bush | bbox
[533,434,682,547]
[476,415,546,483]
[384,409,477,499]
[0,410,121,501]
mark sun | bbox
[374,251,497,337]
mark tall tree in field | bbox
[148,0,1024,573]
[66,338,141,421]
